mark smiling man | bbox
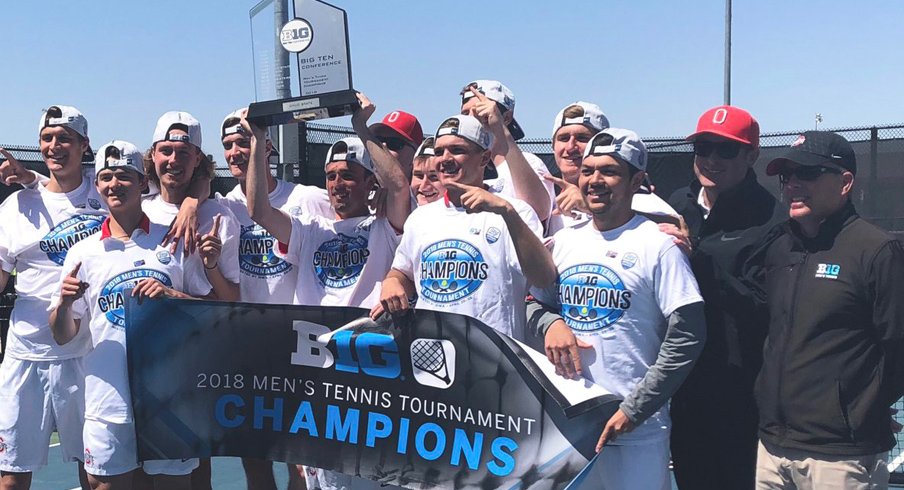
[215,108,333,490]
[527,128,705,490]
[409,137,443,206]
[245,93,411,490]
[753,131,904,489]
[142,111,240,303]
[667,105,786,490]
[376,106,556,341]
[544,101,609,235]
[49,140,219,490]
[0,105,100,490]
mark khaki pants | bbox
[756,441,889,490]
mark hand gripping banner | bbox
[126,298,621,489]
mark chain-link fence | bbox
[278,122,904,235]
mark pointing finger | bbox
[68,262,82,278]
[468,86,489,103]
[442,180,475,192]
[209,214,221,236]
[543,173,569,188]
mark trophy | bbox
[247,0,358,127]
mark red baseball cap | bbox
[686,105,760,148]
[369,111,424,146]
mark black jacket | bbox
[754,202,904,456]
[669,171,786,408]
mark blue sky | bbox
[4,0,903,156]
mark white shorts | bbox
[586,438,671,490]
[0,357,86,472]
[83,418,198,477]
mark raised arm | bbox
[241,113,293,244]
[468,87,550,220]
[351,92,411,231]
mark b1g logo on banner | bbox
[126,299,622,489]
[291,321,457,389]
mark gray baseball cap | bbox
[583,128,647,171]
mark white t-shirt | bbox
[53,217,212,423]
[486,153,556,217]
[0,179,105,360]
[534,215,702,444]
[276,214,400,309]
[632,191,679,219]
[545,211,590,237]
[391,191,542,340]
[546,193,680,236]
[141,195,241,284]
[217,180,332,304]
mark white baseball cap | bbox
[221,108,279,156]
[152,111,202,148]
[221,108,248,139]
[414,136,435,158]
[325,137,374,173]
[435,115,494,151]
[460,80,525,140]
[39,105,89,140]
[95,140,145,177]
[583,128,647,171]
[552,102,609,138]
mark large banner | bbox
[126,298,621,489]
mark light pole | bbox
[724,0,732,105]
[815,113,823,130]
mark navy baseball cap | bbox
[766,131,856,176]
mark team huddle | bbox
[0,79,901,490]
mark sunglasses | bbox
[779,165,842,184]
[378,136,412,152]
[693,140,746,159]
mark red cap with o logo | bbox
[686,105,760,148]
[369,111,424,146]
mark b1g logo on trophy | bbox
[248,0,357,126]
[279,19,313,52]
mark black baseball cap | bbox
[766,130,856,176]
